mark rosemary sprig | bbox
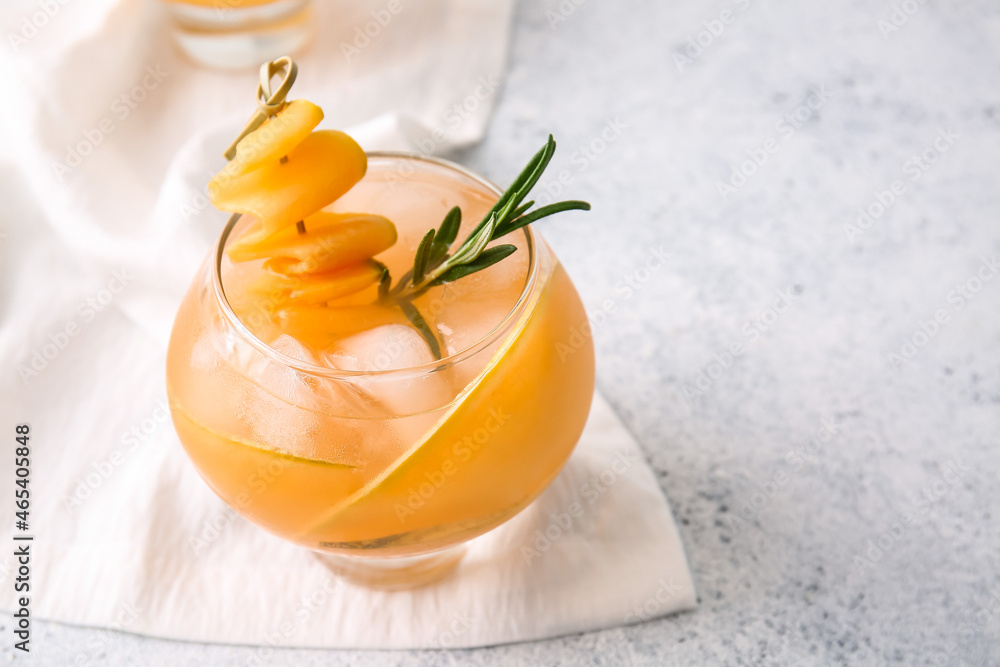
[382,135,590,358]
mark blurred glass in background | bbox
[162,0,313,69]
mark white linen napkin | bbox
[0,0,696,649]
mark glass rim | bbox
[211,151,540,379]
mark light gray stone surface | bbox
[5,0,1000,664]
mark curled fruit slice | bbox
[230,212,397,275]
[209,130,368,235]
[287,262,383,304]
[224,99,324,179]
[276,305,407,349]
[248,261,383,307]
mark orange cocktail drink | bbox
[166,57,594,587]
[167,155,594,584]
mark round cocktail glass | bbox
[166,154,595,588]
[162,0,313,69]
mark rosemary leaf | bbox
[436,206,462,246]
[432,244,517,285]
[509,200,534,221]
[398,300,441,359]
[464,214,499,261]
[375,260,391,301]
[448,213,496,266]
[468,136,554,239]
[494,200,592,239]
[509,137,556,211]
[388,268,413,297]
[428,206,461,268]
[412,229,436,284]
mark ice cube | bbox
[251,333,324,402]
[323,324,455,419]
[241,335,371,458]
[240,335,322,442]
[249,334,372,413]
[270,332,315,361]
[323,324,437,372]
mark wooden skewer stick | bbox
[222,57,299,161]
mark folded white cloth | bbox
[0,0,695,649]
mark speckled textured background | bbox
[5,0,1000,664]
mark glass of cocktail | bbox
[166,59,595,588]
[162,0,313,69]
